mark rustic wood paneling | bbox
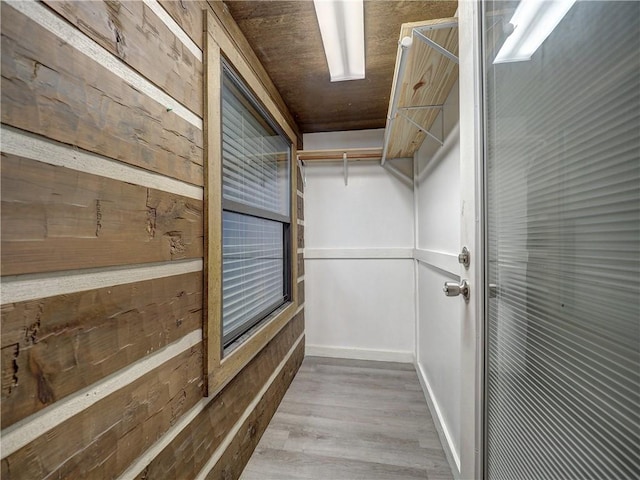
[135,312,304,479]
[298,281,305,307]
[0,272,202,429]
[158,0,207,50]
[297,225,305,249]
[297,166,304,194]
[1,344,203,479]
[1,154,203,276]
[297,253,305,278]
[297,193,304,221]
[0,4,203,186]
[44,0,203,117]
[158,0,301,141]
[208,339,304,480]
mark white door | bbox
[458,2,483,479]
[413,4,483,480]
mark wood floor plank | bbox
[243,448,429,480]
[239,356,453,480]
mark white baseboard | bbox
[305,345,414,363]
[415,360,461,479]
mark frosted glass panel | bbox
[483,1,640,479]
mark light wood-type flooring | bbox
[240,356,454,480]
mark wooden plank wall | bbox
[0,1,305,479]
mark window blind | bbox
[222,212,284,342]
[483,1,639,479]
[221,63,291,346]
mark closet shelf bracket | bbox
[413,28,459,64]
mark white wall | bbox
[302,88,465,477]
[415,81,462,471]
[303,130,416,362]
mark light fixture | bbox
[313,0,365,82]
[493,0,577,64]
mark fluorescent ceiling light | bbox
[494,0,577,64]
[313,0,365,82]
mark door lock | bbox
[443,280,470,302]
[458,247,470,269]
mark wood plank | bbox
[298,148,384,162]
[297,195,304,222]
[297,225,305,250]
[207,0,303,147]
[212,304,301,395]
[157,0,207,50]
[298,281,305,308]
[135,312,304,479]
[297,165,304,194]
[43,0,203,117]
[0,4,203,186]
[1,154,203,276]
[386,18,459,159]
[297,253,305,278]
[1,344,204,480]
[157,0,301,143]
[206,16,296,145]
[203,22,223,394]
[290,142,300,301]
[207,339,304,480]
[0,272,202,429]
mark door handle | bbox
[443,280,470,302]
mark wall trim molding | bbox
[306,345,414,363]
[0,259,203,304]
[0,126,204,200]
[4,0,202,129]
[0,330,203,460]
[304,247,414,260]
[413,248,459,275]
[415,360,461,479]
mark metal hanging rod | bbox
[398,104,444,111]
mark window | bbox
[220,61,292,346]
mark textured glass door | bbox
[482,1,640,478]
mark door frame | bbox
[458,1,485,479]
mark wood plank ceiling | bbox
[223,0,458,133]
